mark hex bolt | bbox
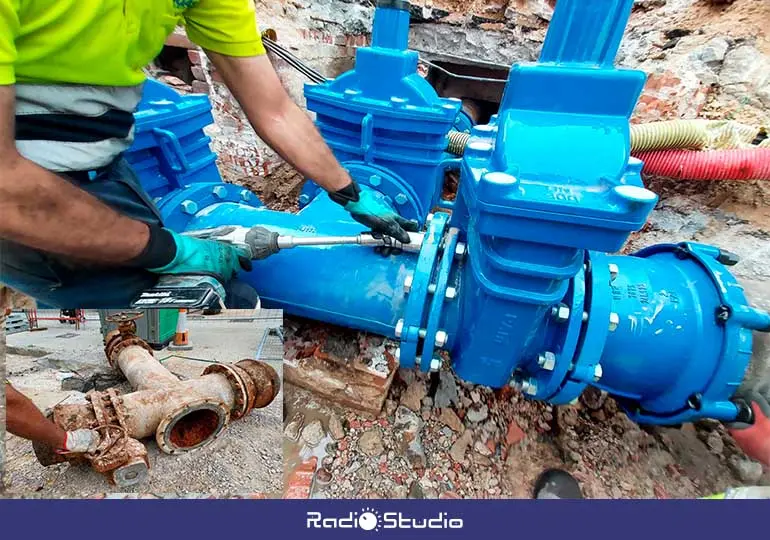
[395,193,408,205]
[369,174,382,187]
[445,287,458,300]
[582,312,589,322]
[181,200,198,215]
[418,329,427,339]
[427,283,437,294]
[299,194,310,205]
[537,351,557,371]
[239,189,252,202]
[609,312,620,332]
[551,303,570,323]
[394,319,404,339]
[404,274,414,294]
[593,364,603,382]
[434,330,448,348]
[716,249,740,266]
[455,243,467,259]
[212,185,228,200]
[521,378,538,396]
[430,357,442,372]
[608,263,619,281]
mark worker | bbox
[0,1,417,308]
[5,384,101,455]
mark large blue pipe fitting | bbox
[127,0,770,425]
[298,1,461,225]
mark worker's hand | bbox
[728,392,770,468]
[329,181,418,244]
[57,429,101,455]
[148,229,253,283]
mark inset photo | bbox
[3,308,282,498]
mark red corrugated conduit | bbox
[634,148,770,181]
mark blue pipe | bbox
[126,0,770,425]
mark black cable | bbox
[263,38,328,84]
[263,39,324,82]
[418,57,508,83]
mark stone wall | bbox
[156,0,769,183]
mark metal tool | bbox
[131,275,227,310]
[186,225,424,259]
[130,225,419,310]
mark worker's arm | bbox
[0,85,251,279]
[205,52,417,243]
[0,86,151,263]
[6,384,100,453]
[205,52,349,192]
[728,394,770,468]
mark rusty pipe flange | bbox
[235,359,281,409]
[104,335,155,369]
[112,459,150,488]
[202,363,256,419]
[155,399,230,455]
[111,439,150,488]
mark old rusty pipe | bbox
[35,317,280,486]
[112,340,179,390]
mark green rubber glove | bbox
[148,229,253,283]
[329,181,418,244]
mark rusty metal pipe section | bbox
[34,312,281,488]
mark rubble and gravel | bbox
[284,364,769,499]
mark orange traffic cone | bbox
[168,309,193,351]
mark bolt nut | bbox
[212,185,228,199]
[395,193,408,205]
[298,194,310,205]
[369,174,382,187]
[394,319,404,339]
[609,312,620,332]
[430,357,441,372]
[181,200,198,216]
[521,378,538,396]
[239,189,252,202]
[455,243,467,258]
[445,286,457,300]
[434,330,448,348]
[717,249,740,266]
[551,304,570,323]
[593,364,603,382]
[608,263,619,281]
[404,274,414,294]
[537,351,557,371]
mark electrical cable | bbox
[418,57,509,83]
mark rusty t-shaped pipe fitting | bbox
[33,312,280,488]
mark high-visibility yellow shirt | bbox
[0,0,266,86]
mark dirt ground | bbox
[3,311,283,498]
[284,359,768,500]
